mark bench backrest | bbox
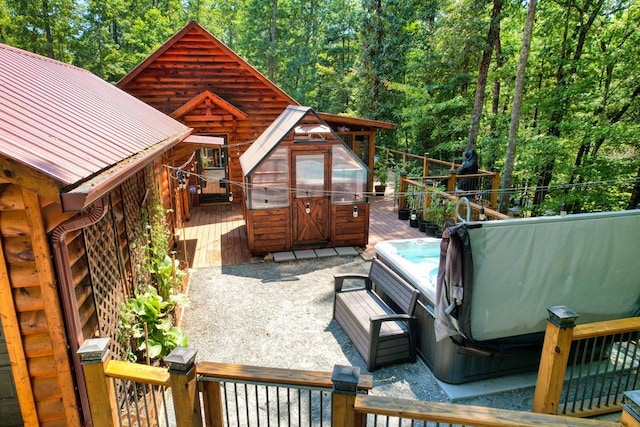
[369,259,419,315]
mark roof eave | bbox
[317,112,397,130]
[61,129,192,213]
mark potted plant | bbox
[373,156,389,196]
[423,196,456,237]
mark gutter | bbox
[60,128,191,213]
[51,197,109,427]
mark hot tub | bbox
[376,237,542,384]
[375,210,640,384]
[374,238,440,304]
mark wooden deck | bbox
[178,187,426,268]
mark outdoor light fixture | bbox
[479,206,486,221]
[305,202,311,214]
[410,210,417,221]
[228,192,233,202]
[560,203,567,217]
[353,205,359,218]
[264,187,269,204]
[197,185,201,195]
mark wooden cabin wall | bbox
[118,27,293,201]
[0,184,80,426]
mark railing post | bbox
[621,390,640,427]
[77,337,117,427]
[398,173,408,209]
[490,170,500,209]
[165,347,203,427]
[447,168,457,193]
[201,380,225,427]
[332,365,361,427]
[423,153,429,178]
[532,306,579,414]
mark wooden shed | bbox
[0,43,191,426]
[117,21,395,212]
[240,106,370,255]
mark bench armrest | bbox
[370,313,413,323]
[334,273,371,292]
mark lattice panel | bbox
[122,170,151,291]
[83,208,127,360]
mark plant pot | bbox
[409,218,419,228]
[426,224,439,237]
[374,185,386,196]
[398,208,410,220]
[418,220,427,232]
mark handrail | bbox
[105,360,171,386]
[355,394,620,426]
[197,361,373,391]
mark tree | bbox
[499,0,536,213]
[466,0,503,151]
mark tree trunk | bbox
[498,0,536,213]
[628,167,640,210]
[42,0,55,59]
[268,0,278,81]
[467,0,503,151]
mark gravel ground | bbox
[180,254,538,412]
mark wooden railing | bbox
[376,146,501,206]
[79,337,640,427]
[399,176,509,222]
[533,306,640,419]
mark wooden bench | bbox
[333,259,419,371]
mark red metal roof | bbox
[0,43,191,188]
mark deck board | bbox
[178,187,426,269]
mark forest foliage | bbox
[1,0,639,214]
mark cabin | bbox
[0,43,192,426]
[116,20,395,218]
[240,105,370,254]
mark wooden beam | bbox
[22,188,81,426]
[0,199,39,425]
[0,156,62,205]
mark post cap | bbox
[547,306,580,328]
[77,337,111,363]
[164,347,198,373]
[623,390,640,421]
[331,365,360,394]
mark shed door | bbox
[0,319,23,426]
[292,150,331,247]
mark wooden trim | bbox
[171,90,248,120]
[0,156,62,205]
[0,212,39,425]
[22,188,81,426]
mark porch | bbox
[178,182,423,268]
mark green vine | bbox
[119,287,188,363]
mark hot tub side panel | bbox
[413,295,542,384]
